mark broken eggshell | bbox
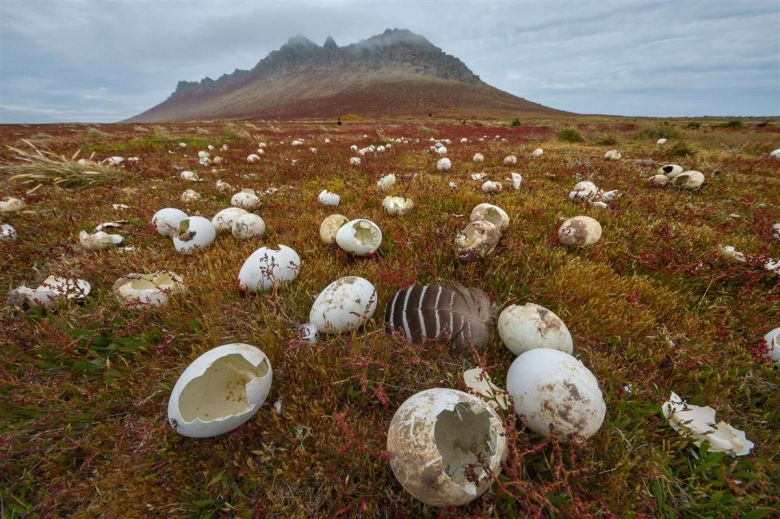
[318,190,340,207]
[319,214,348,244]
[531,148,544,157]
[498,303,574,356]
[670,170,705,190]
[172,216,216,255]
[568,181,598,201]
[472,153,484,163]
[377,174,397,189]
[470,203,509,231]
[167,343,272,438]
[152,207,188,237]
[658,164,684,177]
[650,174,670,186]
[238,245,301,293]
[113,271,186,307]
[506,348,606,440]
[604,150,622,160]
[8,276,91,309]
[454,220,501,259]
[558,216,602,247]
[463,368,509,411]
[79,230,123,250]
[436,157,452,171]
[662,392,754,456]
[1,223,17,241]
[386,388,507,507]
[335,219,382,256]
[309,276,377,334]
[382,196,414,216]
[180,189,201,203]
[763,327,779,365]
[0,197,25,213]
[510,172,522,190]
[503,155,517,166]
[481,180,502,193]
[231,213,266,240]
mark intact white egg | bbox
[113,271,186,306]
[481,180,502,193]
[319,214,348,244]
[167,343,272,438]
[1,223,17,241]
[231,213,266,240]
[558,216,602,247]
[532,148,543,157]
[604,150,621,160]
[318,190,341,206]
[238,245,301,293]
[172,216,216,254]
[309,276,377,334]
[335,219,382,256]
[231,189,261,210]
[472,153,484,163]
[506,348,606,440]
[503,155,517,166]
[386,388,507,507]
[152,208,188,237]
[211,207,248,233]
[498,303,573,356]
[470,203,509,231]
[436,158,452,171]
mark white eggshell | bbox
[558,216,602,247]
[470,203,509,231]
[238,245,301,293]
[764,327,780,365]
[503,155,517,165]
[671,170,705,190]
[335,219,382,256]
[167,343,272,438]
[231,213,266,240]
[658,164,683,177]
[231,189,261,210]
[172,216,216,254]
[0,196,25,213]
[568,181,598,201]
[1,223,17,241]
[247,153,261,163]
[506,349,606,440]
[383,196,414,216]
[180,189,201,203]
[436,157,452,171]
[309,276,377,334]
[376,174,397,189]
[386,388,507,507]
[113,271,186,307]
[531,148,543,157]
[511,172,522,189]
[318,190,340,206]
[211,207,248,233]
[472,153,484,163]
[152,207,187,237]
[319,214,349,244]
[481,180,502,193]
[349,156,361,166]
[604,150,621,160]
[79,230,123,250]
[180,170,201,182]
[498,303,573,356]
[650,174,670,186]
[9,276,91,308]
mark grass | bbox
[0,117,778,517]
[557,128,585,143]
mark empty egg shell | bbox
[335,219,382,256]
[180,170,202,182]
[604,150,621,160]
[8,276,91,309]
[231,213,266,240]
[318,190,341,206]
[481,180,502,193]
[558,216,602,247]
[454,220,501,259]
[764,327,780,365]
[503,155,517,165]
[172,216,216,254]
[211,207,248,233]
[1,223,17,241]
[650,174,670,186]
[377,174,397,189]
[568,181,598,201]
[472,153,484,163]
[383,196,414,216]
[670,170,705,190]
[152,208,189,237]
[498,303,574,356]
[511,172,522,189]
[167,343,272,438]
[231,189,261,210]
[238,245,301,293]
[180,189,201,203]
[436,158,452,171]
[531,148,544,157]
[386,388,507,507]
[349,156,361,166]
[658,164,684,177]
[79,230,124,250]
[0,196,25,212]
[470,203,509,231]
[506,348,606,440]
[319,214,348,244]
[113,271,186,306]
[309,276,377,334]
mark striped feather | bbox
[384,283,493,351]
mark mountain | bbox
[127,29,561,122]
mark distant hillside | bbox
[128,29,563,121]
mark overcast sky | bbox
[1,0,778,123]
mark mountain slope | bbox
[128,29,562,122]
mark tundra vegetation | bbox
[0,116,778,517]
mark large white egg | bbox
[172,216,216,254]
[506,349,606,440]
[670,170,705,190]
[309,276,377,334]
[436,157,452,171]
[152,208,188,237]
[113,271,186,307]
[498,303,573,356]
[212,207,248,233]
[386,388,507,507]
[335,219,382,256]
[531,148,543,157]
[238,245,301,293]
[231,189,261,210]
[558,216,602,247]
[231,213,266,240]
[167,343,272,438]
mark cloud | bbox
[0,0,777,122]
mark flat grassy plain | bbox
[1,117,778,517]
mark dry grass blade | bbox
[0,140,125,188]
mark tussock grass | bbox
[1,140,124,188]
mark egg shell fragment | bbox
[309,276,377,334]
[506,348,606,440]
[167,343,272,438]
[386,388,507,507]
[113,271,186,307]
